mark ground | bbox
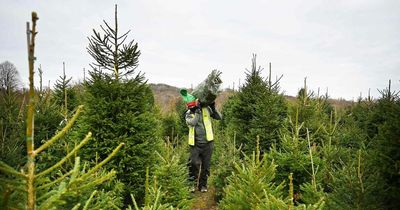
[190,186,217,210]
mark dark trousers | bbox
[189,141,213,189]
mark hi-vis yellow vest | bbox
[188,107,214,146]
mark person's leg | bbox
[199,141,213,190]
[189,145,201,189]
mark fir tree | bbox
[222,54,287,154]
[175,99,190,140]
[87,4,140,80]
[52,62,79,117]
[333,80,400,209]
[0,13,124,209]
[325,149,380,210]
[160,99,188,145]
[290,78,333,144]
[268,111,325,202]
[81,5,162,205]
[34,68,63,149]
[151,140,191,209]
[369,80,400,209]
[212,130,242,201]
[219,143,285,210]
[79,72,161,205]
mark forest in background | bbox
[1,7,399,210]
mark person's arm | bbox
[209,103,222,120]
[185,109,200,126]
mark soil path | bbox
[190,186,217,210]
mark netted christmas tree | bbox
[191,69,223,105]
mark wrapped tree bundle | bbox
[191,69,222,105]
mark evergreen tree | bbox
[212,130,242,201]
[87,4,140,80]
[52,62,79,117]
[34,66,64,149]
[219,145,285,210]
[268,110,325,202]
[79,69,161,205]
[222,55,287,154]
[290,79,333,144]
[175,99,190,140]
[160,99,188,145]
[81,5,162,205]
[325,149,380,210]
[218,140,325,210]
[160,113,178,142]
[151,141,191,209]
[129,186,178,210]
[334,81,400,209]
[369,81,400,209]
[0,13,124,209]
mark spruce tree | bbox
[219,144,285,210]
[325,149,380,210]
[333,81,400,209]
[175,99,190,141]
[52,62,79,117]
[34,68,63,149]
[268,109,326,203]
[0,13,124,209]
[212,130,242,201]
[222,55,287,154]
[369,81,400,209]
[160,99,188,144]
[151,141,191,209]
[87,4,140,80]
[290,78,333,143]
[81,4,161,205]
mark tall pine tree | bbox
[52,62,79,118]
[0,13,124,209]
[87,4,140,80]
[369,81,400,209]
[80,4,161,206]
[222,55,287,154]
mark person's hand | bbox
[209,101,216,110]
[196,99,202,109]
[189,105,198,113]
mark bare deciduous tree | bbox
[0,61,20,91]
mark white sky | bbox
[1,0,399,100]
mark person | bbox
[185,99,222,193]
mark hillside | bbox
[149,83,353,114]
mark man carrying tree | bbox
[184,97,222,193]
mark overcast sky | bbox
[1,0,399,100]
